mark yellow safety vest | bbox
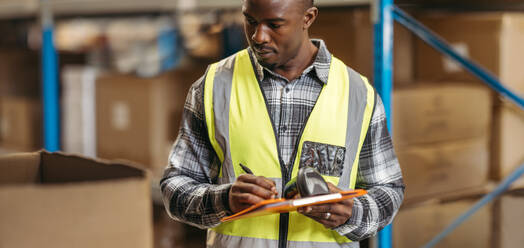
[204,49,375,248]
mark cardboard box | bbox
[494,190,524,248]
[96,72,172,176]
[491,101,524,184]
[394,197,492,248]
[393,83,492,147]
[0,151,153,248]
[349,8,414,85]
[397,137,489,200]
[309,8,355,70]
[96,61,206,176]
[310,7,414,84]
[0,96,42,151]
[0,48,40,98]
[415,13,524,96]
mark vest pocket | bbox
[299,141,345,177]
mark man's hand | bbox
[229,174,278,213]
[297,182,354,229]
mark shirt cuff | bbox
[214,183,234,216]
[333,196,364,240]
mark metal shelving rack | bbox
[391,5,524,248]
[7,0,524,247]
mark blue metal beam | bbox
[373,0,394,247]
[392,6,524,109]
[41,0,60,152]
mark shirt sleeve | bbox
[159,73,233,229]
[333,94,406,241]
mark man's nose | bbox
[252,24,270,44]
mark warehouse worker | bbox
[160,0,405,247]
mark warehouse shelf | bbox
[0,0,372,19]
[0,0,38,19]
[391,5,524,248]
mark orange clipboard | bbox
[221,189,367,222]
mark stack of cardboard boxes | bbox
[415,13,524,185]
[92,59,212,248]
[391,12,524,247]
[95,60,208,178]
[393,84,492,200]
[0,49,42,152]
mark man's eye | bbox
[246,19,257,25]
[269,23,282,29]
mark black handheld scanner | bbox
[283,166,330,199]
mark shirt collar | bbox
[248,39,332,85]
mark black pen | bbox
[241,163,278,198]
[239,163,254,175]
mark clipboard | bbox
[221,189,367,222]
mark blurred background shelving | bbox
[1,0,524,248]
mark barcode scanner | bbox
[283,166,330,199]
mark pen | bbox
[239,163,254,175]
[240,163,278,198]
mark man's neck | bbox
[273,39,318,82]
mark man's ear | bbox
[304,7,318,29]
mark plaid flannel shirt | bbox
[160,39,405,241]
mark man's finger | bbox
[301,211,339,223]
[240,175,277,193]
[232,181,276,199]
[299,210,346,228]
[233,192,266,205]
[299,204,351,219]
[301,204,332,214]
[327,182,342,193]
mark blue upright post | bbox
[373,0,394,247]
[41,0,60,152]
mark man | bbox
[160,0,404,247]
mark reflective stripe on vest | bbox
[207,230,360,248]
[204,49,375,247]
